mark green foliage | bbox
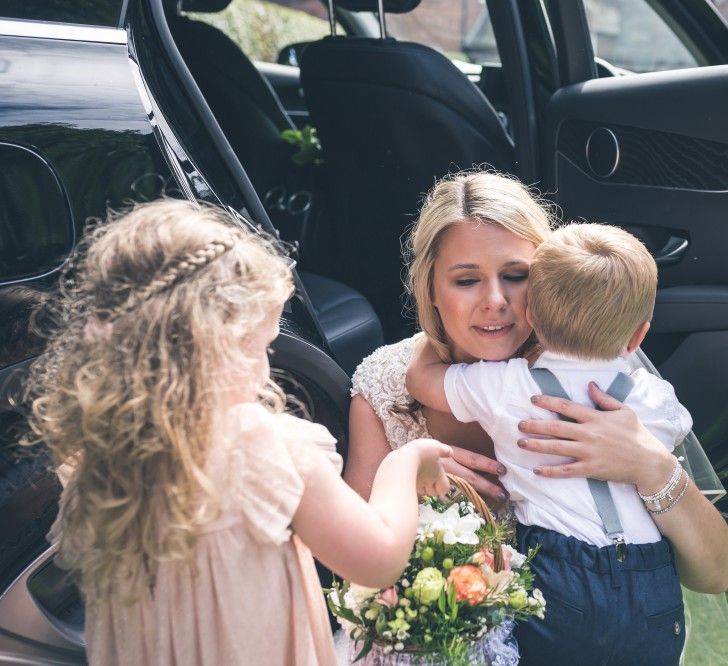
[327,497,546,663]
[187,0,331,64]
[280,126,323,166]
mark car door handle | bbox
[654,236,688,266]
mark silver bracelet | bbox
[645,470,689,514]
[637,456,683,506]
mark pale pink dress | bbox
[55,403,341,666]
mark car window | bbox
[0,145,74,285]
[0,0,123,27]
[583,0,699,72]
[186,0,337,64]
[386,0,500,65]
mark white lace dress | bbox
[350,335,430,450]
[336,336,520,666]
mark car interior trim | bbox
[0,19,127,45]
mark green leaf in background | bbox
[280,125,323,166]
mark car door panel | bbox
[544,63,728,485]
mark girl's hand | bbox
[516,382,674,492]
[441,446,508,504]
[407,438,453,497]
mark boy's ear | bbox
[627,321,651,353]
[525,304,533,328]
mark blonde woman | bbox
[345,171,728,664]
[24,200,452,666]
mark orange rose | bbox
[447,565,488,606]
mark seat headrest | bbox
[179,0,233,12]
[335,0,421,13]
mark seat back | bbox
[300,20,514,339]
[166,0,295,196]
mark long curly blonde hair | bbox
[23,200,293,604]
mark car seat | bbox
[300,0,515,340]
[164,0,384,375]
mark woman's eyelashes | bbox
[455,277,479,287]
[454,272,528,287]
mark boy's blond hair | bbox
[23,200,293,604]
[528,223,657,360]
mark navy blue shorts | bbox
[514,523,685,666]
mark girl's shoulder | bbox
[215,403,342,545]
[350,334,428,449]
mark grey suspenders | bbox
[529,368,635,561]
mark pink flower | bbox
[471,545,511,571]
[375,587,399,608]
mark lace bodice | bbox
[351,335,430,450]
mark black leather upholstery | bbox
[335,0,421,12]
[299,271,383,376]
[178,0,233,12]
[166,8,384,374]
[300,36,515,339]
[168,14,295,196]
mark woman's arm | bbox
[516,384,728,594]
[344,394,394,500]
[293,438,451,589]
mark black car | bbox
[1,0,727,662]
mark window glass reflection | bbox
[0,0,121,27]
[0,144,73,284]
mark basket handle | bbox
[445,473,504,572]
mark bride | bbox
[341,171,728,665]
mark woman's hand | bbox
[441,445,509,504]
[516,381,674,492]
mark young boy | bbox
[406,223,692,666]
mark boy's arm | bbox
[405,337,451,412]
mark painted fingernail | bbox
[518,420,527,430]
[517,439,527,448]
[530,395,540,403]
[497,464,507,475]
[533,467,542,475]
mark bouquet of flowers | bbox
[328,476,545,665]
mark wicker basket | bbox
[445,473,503,571]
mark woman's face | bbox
[431,220,536,363]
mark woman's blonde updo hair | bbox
[406,171,555,361]
[23,199,293,604]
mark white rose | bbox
[503,545,527,569]
[417,503,484,545]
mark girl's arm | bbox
[346,394,507,502]
[293,438,451,589]
[516,385,728,594]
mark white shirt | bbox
[444,351,692,546]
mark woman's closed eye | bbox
[455,277,479,287]
[503,273,528,282]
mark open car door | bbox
[532,0,728,511]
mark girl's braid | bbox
[114,237,235,318]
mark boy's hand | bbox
[407,438,452,497]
